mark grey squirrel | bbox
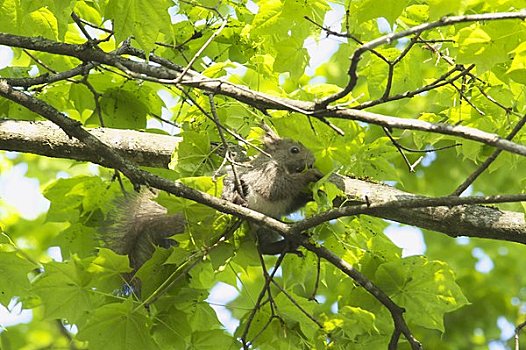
[103,127,322,273]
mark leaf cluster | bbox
[0,0,525,349]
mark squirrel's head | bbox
[262,128,316,174]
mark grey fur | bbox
[104,129,321,270]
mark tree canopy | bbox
[0,1,526,349]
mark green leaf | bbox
[456,22,520,71]
[170,130,215,176]
[152,306,192,348]
[44,176,116,223]
[52,223,97,258]
[86,248,133,294]
[352,0,410,24]
[69,84,96,122]
[252,0,283,32]
[323,306,377,339]
[208,242,235,272]
[43,177,85,223]
[77,299,160,350]
[26,7,59,40]
[274,38,308,78]
[100,88,148,129]
[455,26,491,62]
[33,258,104,323]
[507,42,526,84]
[0,251,35,306]
[0,0,21,34]
[190,329,238,349]
[106,0,172,53]
[135,248,174,299]
[89,248,133,275]
[376,256,469,331]
[428,0,460,19]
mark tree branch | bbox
[318,10,526,106]
[0,87,291,235]
[2,86,522,349]
[1,33,526,157]
[451,114,526,195]
[0,119,178,168]
[3,62,95,88]
[317,175,526,244]
[1,120,524,245]
[302,241,422,350]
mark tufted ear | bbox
[260,123,281,150]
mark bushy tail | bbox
[102,191,185,272]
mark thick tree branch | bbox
[0,88,291,234]
[319,175,526,244]
[1,120,525,245]
[0,119,178,168]
[0,7,523,348]
[1,33,526,157]
[0,81,151,187]
[2,86,522,349]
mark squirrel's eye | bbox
[290,146,300,154]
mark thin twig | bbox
[71,13,113,34]
[452,114,526,195]
[515,319,526,350]
[71,12,93,41]
[308,256,321,301]
[23,50,57,74]
[4,63,95,88]
[383,126,460,171]
[155,30,204,50]
[383,126,417,172]
[303,15,390,65]
[241,252,287,348]
[80,76,104,126]
[449,81,485,115]
[302,242,422,350]
[383,34,421,99]
[140,218,244,308]
[354,64,472,110]
[208,93,245,198]
[173,18,229,84]
[270,279,323,328]
[176,87,269,156]
[319,10,526,107]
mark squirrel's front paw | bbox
[232,193,248,207]
[305,168,323,182]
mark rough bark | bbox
[0,119,178,168]
[1,119,524,244]
[330,175,526,244]
[1,32,526,157]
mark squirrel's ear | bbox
[260,124,281,149]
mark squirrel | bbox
[102,127,322,274]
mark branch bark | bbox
[326,175,526,244]
[1,32,526,157]
[2,119,524,244]
[0,119,177,168]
